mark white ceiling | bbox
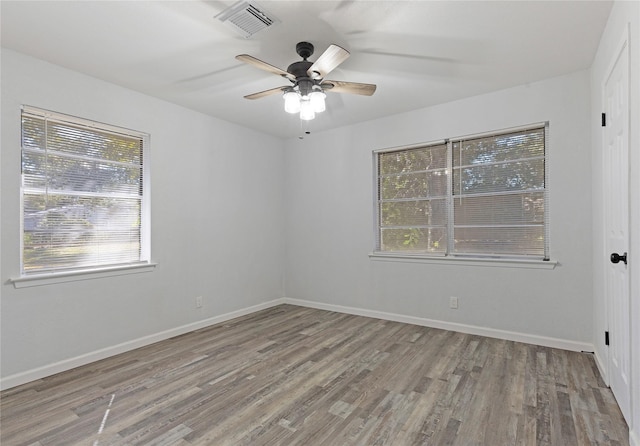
[1,0,612,139]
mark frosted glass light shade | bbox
[310,89,326,113]
[299,98,315,120]
[283,90,301,114]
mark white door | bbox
[603,31,631,423]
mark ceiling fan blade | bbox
[322,80,376,96]
[236,54,295,81]
[244,86,287,100]
[307,44,350,79]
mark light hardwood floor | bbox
[0,305,629,445]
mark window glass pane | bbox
[379,170,447,200]
[453,159,544,195]
[23,193,141,272]
[453,226,544,256]
[451,126,545,257]
[380,199,447,227]
[49,153,140,195]
[46,121,142,164]
[377,143,449,255]
[379,144,446,175]
[22,115,46,150]
[380,227,447,253]
[454,192,544,226]
[453,128,544,166]
[22,150,48,190]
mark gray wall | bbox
[284,70,593,345]
[1,49,286,381]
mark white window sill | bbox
[10,262,157,288]
[369,252,557,269]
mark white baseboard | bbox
[282,297,594,353]
[630,429,639,446]
[1,296,595,390]
[0,298,287,390]
[593,348,609,385]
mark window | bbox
[375,123,548,260]
[21,106,149,275]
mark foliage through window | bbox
[375,124,548,260]
[21,106,149,274]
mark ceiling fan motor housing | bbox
[295,41,314,60]
[287,60,313,80]
[296,78,316,96]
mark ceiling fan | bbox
[236,42,376,120]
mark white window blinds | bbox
[21,107,148,274]
[451,126,547,258]
[377,143,449,254]
[375,124,548,260]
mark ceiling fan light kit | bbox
[236,41,376,122]
[283,84,326,119]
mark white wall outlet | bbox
[449,296,459,309]
[195,296,203,308]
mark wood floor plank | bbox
[0,304,629,445]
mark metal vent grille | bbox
[216,1,279,38]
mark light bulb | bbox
[309,88,326,113]
[299,97,315,120]
[283,90,301,114]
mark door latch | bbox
[610,252,628,265]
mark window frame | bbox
[17,105,153,282]
[372,122,553,267]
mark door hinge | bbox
[605,331,610,346]
[602,113,606,127]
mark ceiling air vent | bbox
[215,1,279,38]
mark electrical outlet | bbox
[449,296,459,309]
[195,296,203,308]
